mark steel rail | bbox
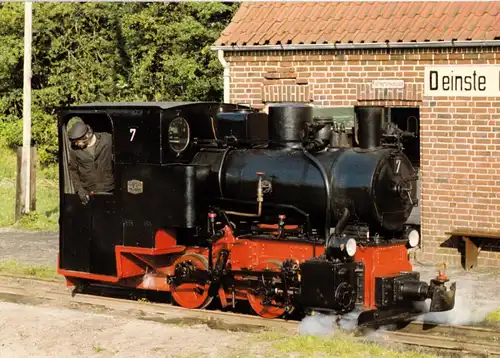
[402,321,500,341]
[384,331,500,356]
[0,275,298,332]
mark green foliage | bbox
[0,2,239,166]
[0,140,59,230]
[0,139,17,180]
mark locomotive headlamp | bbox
[345,238,357,257]
[404,228,420,248]
[326,235,357,259]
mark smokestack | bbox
[268,104,312,148]
[355,106,383,150]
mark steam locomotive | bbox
[56,101,456,327]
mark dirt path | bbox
[0,300,275,358]
[0,228,57,266]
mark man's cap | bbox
[68,121,88,140]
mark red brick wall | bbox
[224,47,500,267]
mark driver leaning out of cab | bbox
[67,121,114,205]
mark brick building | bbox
[212,2,500,267]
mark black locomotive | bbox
[57,101,456,327]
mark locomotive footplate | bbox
[357,305,423,329]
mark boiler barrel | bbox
[221,149,341,229]
[216,147,416,233]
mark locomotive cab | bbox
[57,102,243,277]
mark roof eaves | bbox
[211,40,500,52]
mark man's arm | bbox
[68,149,85,196]
[96,133,115,192]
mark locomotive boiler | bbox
[56,101,456,328]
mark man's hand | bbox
[77,190,90,205]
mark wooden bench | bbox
[445,230,500,270]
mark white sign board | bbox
[372,79,405,89]
[424,65,500,97]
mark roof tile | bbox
[356,2,370,19]
[215,1,500,46]
[332,3,348,21]
[418,3,435,20]
[488,3,499,16]
[321,5,336,21]
[480,14,496,31]
[475,2,491,16]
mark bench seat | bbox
[445,230,500,270]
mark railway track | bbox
[385,323,500,356]
[0,274,499,357]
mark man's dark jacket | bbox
[68,132,115,194]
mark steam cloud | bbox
[298,313,336,336]
[416,280,496,326]
[298,310,362,336]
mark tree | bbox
[0,2,239,165]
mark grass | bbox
[485,309,500,324]
[255,331,437,358]
[92,344,105,353]
[0,142,59,231]
[0,259,60,280]
[169,331,437,358]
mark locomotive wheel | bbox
[247,260,287,319]
[170,253,214,310]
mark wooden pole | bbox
[21,1,32,214]
[30,146,36,211]
[15,146,36,221]
[15,147,24,222]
